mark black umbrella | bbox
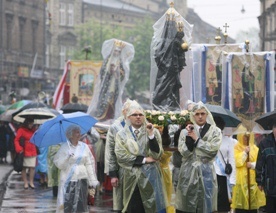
[61,103,88,113]
[13,108,60,124]
[255,110,276,130]
[12,101,51,118]
[205,103,241,127]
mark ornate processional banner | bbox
[69,60,102,105]
[197,44,245,105]
[223,52,275,131]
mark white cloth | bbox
[213,135,237,185]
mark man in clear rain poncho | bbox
[150,2,193,111]
[115,101,168,213]
[175,102,222,213]
[88,39,134,122]
[104,99,133,212]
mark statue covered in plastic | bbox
[88,39,134,122]
[151,2,193,111]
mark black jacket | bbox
[256,133,276,196]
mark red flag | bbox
[52,61,70,110]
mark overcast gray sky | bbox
[187,0,260,39]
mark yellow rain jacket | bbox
[232,133,265,210]
[160,151,175,213]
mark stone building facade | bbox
[0,0,46,103]
[259,0,276,51]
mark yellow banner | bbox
[69,60,102,105]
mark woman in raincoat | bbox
[54,124,99,213]
[115,101,168,213]
[175,102,222,213]
[231,132,265,212]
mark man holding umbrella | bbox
[256,122,276,213]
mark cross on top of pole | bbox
[223,23,229,33]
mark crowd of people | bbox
[0,99,275,213]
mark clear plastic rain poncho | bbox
[115,101,168,213]
[104,99,134,211]
[231,132,265,210]
[150,3,193,111]
[54,140,98,213]
[175,102,222,213]
[87,38,135,123]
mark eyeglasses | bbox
[130,113,144,117]
[195,112,207,116]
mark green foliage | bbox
[73,16,154,100]
[124,16,154,100]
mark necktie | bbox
[134,129,139,138]
[199,127,203,134]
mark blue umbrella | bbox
[30,112,98,147]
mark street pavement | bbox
[0,153,113,213]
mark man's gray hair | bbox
[66,124,81,139]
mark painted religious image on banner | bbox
[70,61,102,105]
[231,54,266,120]
[78,74,94,96]
[204,45,243,105]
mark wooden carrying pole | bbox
[245,132,251,210]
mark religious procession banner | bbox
[69,60,102,105]
[223,51,275,131]
[191,43,246,105]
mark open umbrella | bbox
[255,110,276,130]
[30,112,98,147]
[0,105,6,115]
[13,108,60,124]
[205,103,241,127]
[60,102,88,113]
[0,100,32,122]
[12,101,51,118]
[7,100,32,110]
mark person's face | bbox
[128,110,144,129]
[193,109,207,126]
[243,134,250,145]
[71,129,81,141]
[27,122,34,129]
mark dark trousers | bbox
[64,179,88,213]
[235,209,257,213]
[265,196,276,213]
[176,210,194,213]
[127,185,145,213]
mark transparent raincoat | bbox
[115,111,168,213]
[54,141,98,213]
[175,103,222,213]
[231,133,265,210]
[47,144,61,188]
[104,116,125,211]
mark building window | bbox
[46,45,50,68]
[60,45,66,69]
[59,3,66,26]
[19,17,26,51]
[5,13,13,50]
[68,3,74,26]
[32,20,38,55]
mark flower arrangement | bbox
[144,110,191,127]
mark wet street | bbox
[0,156,113,213]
